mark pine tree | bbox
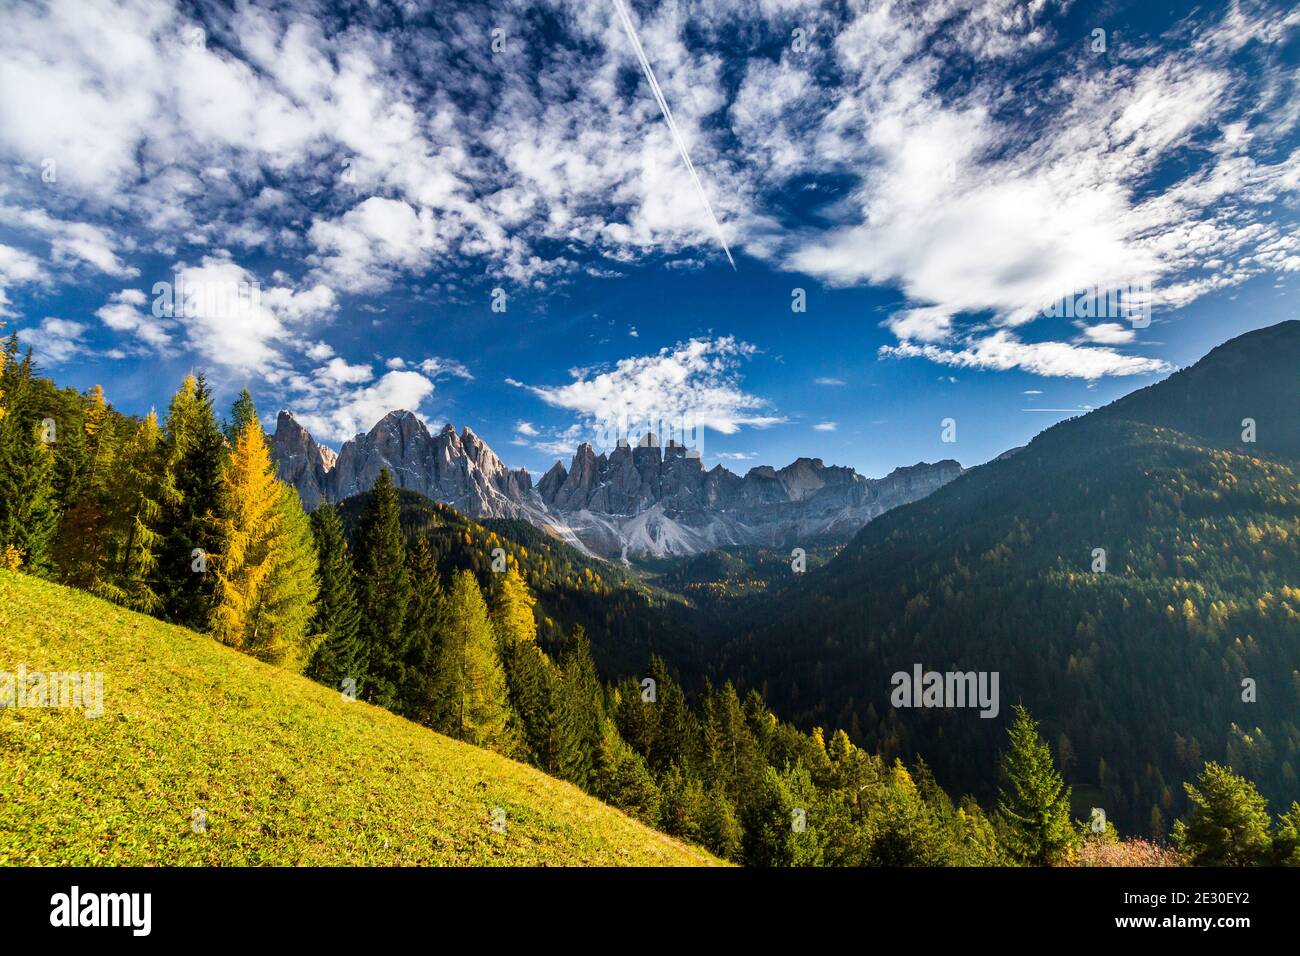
[225,388,257,443]
[156,373,226,628]
[401,534,444,721]
[430,570,515,752]
[996,704,1077,866]
[94,411,171,611]
[355,469,412,708]
[593,716,660,825]
[305,503,366,692]
[554,627,604,788]
[53,385,117,587]
[0,338,59,571]
[1172,762,1273,866]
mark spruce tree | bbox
[305,503,366,692]
[996,704,1077,865]
[1172,762,1273,866]
[225,387,258,442]
[53,384,116,587]
[400,534,445,721]
[156,373,226,628]
[0,338,59,571]
[593,717,660,825]
[430,570,515,753]
[355,469,412,709]
[554,627,604,789]
[95,411,171,610]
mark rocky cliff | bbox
[270,410,962,559]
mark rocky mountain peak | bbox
[270,410,965,559]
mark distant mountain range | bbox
[269,410,962,559]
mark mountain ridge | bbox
[270,409,962,559]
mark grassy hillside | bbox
[0,571,719,866]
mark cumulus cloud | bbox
[287,370,437,443]
[0,244,43,315]
[813,421,838,431]
[18,317,88,363]
[520,336,783,437]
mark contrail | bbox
[611,0,736,270]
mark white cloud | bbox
[522,336,783,436]
[168,254,336,374]
[94,288,174,354]
[288,369,436,443]
[813,376,846,386]
[18,317,87,363]
[1077,322,1137,345]
[880,330,1173,380]
[0,244,43,315]
[515,421,540,437]
[417,356,474,381]
[813,421,838,432]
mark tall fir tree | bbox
[554,627,605,789]
[430,569,515,753]
[224,387,258,443]
[156,373,226,628]
[1172,762,1274,866]
[996,704,1077,866]
[94,410,172,611]
[400,534,445,722]
[0,336,59,571]
[305,503,366,692]
[52,384,117,587]
[355,468,412,708]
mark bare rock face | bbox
[269,409,964,559]
[268,410,333,511]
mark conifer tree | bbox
[0,336,59,571]
[95,411,171,610]
[996,704,1077,865]
[554,627,604,788]
[1172,762,1273,866]
[210,412,283,651]
[400,534,445,721]
[225,387,258,442]
[247,485,320,670]
[490,565,537,644]
[593,716,660,825]
[53,384,117,586]
[306,503,366,692]
[156,373,226,627]
[355,469,412,708]
[430,570,515,753]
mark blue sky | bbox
[0,0,1297,479]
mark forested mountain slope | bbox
[715,321,1300,833]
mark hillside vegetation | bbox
[0,571,718,866]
